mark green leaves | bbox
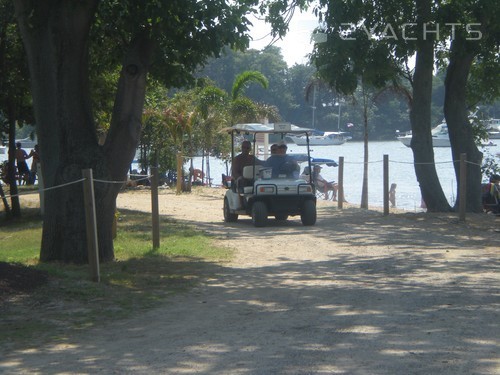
[231,70,269,100]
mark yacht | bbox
[398,118,500,147]
[485,118,500,139]
[15,137,37,149]
[397,122,450,147]
[286,131,351,146]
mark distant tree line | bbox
[197,46,500,141]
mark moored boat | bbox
[286,131,350,146]
[397,122,450,147]
[485,118,500,139]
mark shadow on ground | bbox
[1,205,498,374]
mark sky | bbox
[248,8,320,67]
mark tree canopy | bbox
[12,0,263,263]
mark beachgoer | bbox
[190,168,204,186]
[389,183,397,207]
[15,142,31,185]
[482,174,500,214]
[28,144,40,185]
[313,164,338,200]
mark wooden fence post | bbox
[82,168,100,282]
[383,154,389,216]
[151,166,160,249]
[338,156,344,209]
[176,151,183,194]
[459,153,467,222]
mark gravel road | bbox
[1,188,499,374]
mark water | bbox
[3,142,498,211]
[191,140,500,211]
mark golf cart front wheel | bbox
[252,201,268,227]
[301,200,317,226]
[224,197,238,222]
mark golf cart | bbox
[223,123,317,227]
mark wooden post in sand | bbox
[82,168,100,282]
[151,166,160,249]
[338,156,344,209]
[459,153,467,222]
[176,151,183,194]
[383,154,389,216]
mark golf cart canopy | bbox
[224,123,313,135]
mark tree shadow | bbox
[1,206,498,374]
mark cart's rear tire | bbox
[301,200,316,226]
[224,197,238,222]
[252,201,268,227]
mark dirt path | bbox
[1,188,499,374]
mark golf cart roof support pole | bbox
[231,132,235,162]
[252,135,257,171]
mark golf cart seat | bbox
[241,165,264,193]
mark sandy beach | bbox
[1,186,499,374]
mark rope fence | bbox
[0,153,480,281]
[335,153,474,219]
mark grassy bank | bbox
[0,207,232,350]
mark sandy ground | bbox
[1,187,499,374]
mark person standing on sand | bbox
[28,144,40,185]
[15,142,31,185]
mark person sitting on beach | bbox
[312,164,338,201]
[482,174,500,214]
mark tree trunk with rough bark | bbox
[410,0,452,212]
[14,1,151,262]
[444,37,483,212]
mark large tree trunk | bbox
[444,37,483,212]
[410,0,451,212]
[14,1,151,262]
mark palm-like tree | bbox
[230,71,270,124]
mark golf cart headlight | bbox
[259,186,275,194]
[299,185,312,193]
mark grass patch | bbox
[0,208,232,350]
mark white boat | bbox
[15,137,37,149]
[286,131,349,146]
[397,122,450,147]
[485,118,500,139]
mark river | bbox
[2,141,498,211]
[192,140,500,211]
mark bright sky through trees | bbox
[248,8,319,67]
